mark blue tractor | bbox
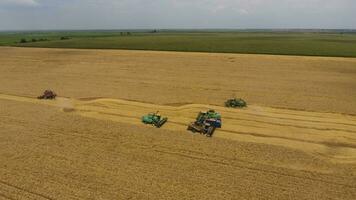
[187,110,222,137]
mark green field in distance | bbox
[1,31,356,57]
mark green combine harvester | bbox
[142,112,168,128]
[187,110,222,137]
[225,98,247,108]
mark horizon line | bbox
[1,28,356,33]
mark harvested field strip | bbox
[0,115,354,190]
[1,93,356,164]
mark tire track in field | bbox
[61,109,356,149]
[1,93,356,163]
[0,193,16,200]
[0,180,53,200]
[4,111,352,191]
[222,116,356,133]
[72,99,356,164]
[152,147,356,189]
[5,113,338,182]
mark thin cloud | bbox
[0,0,39,6]
[0,0,355,30]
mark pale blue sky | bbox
[0,0,355,30]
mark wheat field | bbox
[0,47,356,199]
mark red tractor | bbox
[38,90,57,100]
